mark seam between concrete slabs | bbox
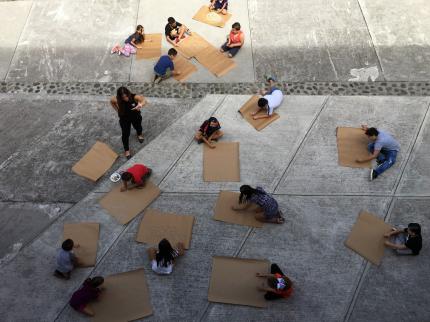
[273,95,330,193]
[3,1,34,82]
[355,0,386,81]
[127,0,141,82]
[246,0,257,82]
[343,101,430,321]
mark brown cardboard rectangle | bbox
[345,211,393,266]
[173,55,197,82]
[176,33,211,59]
[192,5,232,28]
[91,269,152,322]
[208,256,269,308]
[136,209,195,249]
[238,95,280,131]
[72,141,118,182]
[195,45,236,77]
[63,222,99,267]
[99,181,161,225]
[213,191,263,228]
[136,33,162,60]
[337,127,372,168]
[203,142,240,182]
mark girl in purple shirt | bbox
[69,276,104,316]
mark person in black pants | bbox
[256,263,293,300]
[110,87,146,159]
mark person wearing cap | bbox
[120,163,152,192]
[256,263,293,300]
[356,125,400,181]
[194,117,224,149]
[384,223,422,255]
[252,76,283,120]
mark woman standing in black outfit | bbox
[110,87,146,159]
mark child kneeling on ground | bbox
[54,238,80,280]
[120,163,152,192]
[384,223,422,255]
[195,117,224,149]
[232,185,285,224]
[148,239,185,275]
[69,276,104,316]
[256,263,293,300]
[153,48,181,84]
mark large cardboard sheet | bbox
[208,256,269,308]
[63,222,100,267]
[173,55,197,82]
[337,127,372,168]
[195,45,237,77]
[136,33,162,60]
[176,32,211,59]
[238,95,280,131]
[192,5,232,28]
[136,209,195,249]
[99,181,161,225]
[213,191,263,228]
[72,141,118,182]
[91,269,152,322]
[203,142,240,182]
[345,211,393,266]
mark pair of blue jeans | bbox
[368,143,397,175]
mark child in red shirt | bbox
[120,164,152,191]
[256,263,293,300]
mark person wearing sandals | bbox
[110,87,146,159]
[232,185,285,224]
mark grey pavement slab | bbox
[0,1,32,80]
[58,193,250,322]
[397,109,430,196]
[160,95,326,193]
[6,0,138,82]
[359,0,430,81]
[130,0,254,83]
[276,96,429,195]
[0,201,72,263]
[248,0,381,82]
[349,198,430,322]
[0,192,124,321]
[204,195,391,321]
[0,94,196,202]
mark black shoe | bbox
[126,155,132,160]
[370,169,378,181]
[138,136,144,144]
[197,139,204,144]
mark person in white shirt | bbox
[148,239,185,275]
[252,77,283,120]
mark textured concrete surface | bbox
[1,94,429,322]
[2,0,430,82]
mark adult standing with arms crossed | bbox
[110,87,146,159]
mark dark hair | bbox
[168,17,176,24]
[365,127,379,137]
[136,25,143,31]
[258,98,268,108]
[239,185,263,204]
[116,87,135,117]
[232,22,241,30]
[85,276,104,288]
[208,117,219,124]
[408,223,421,235]
[168,48,177,56]
[62,239,74,251]
[135,25,144,42]
[156,239,176,267]
[121,172,132,182]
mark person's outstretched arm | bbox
[133,95,147,110]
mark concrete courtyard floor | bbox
[0,94,429,321]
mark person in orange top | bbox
[120,164,152,191]
[256,263,293,300]
[220,22,244,58]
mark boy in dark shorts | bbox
[384,223,422,255]
[194,117,224,148]
[165,17,191,47]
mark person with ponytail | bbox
[232,185,285,224]
[69,276,104,316]
[148,239,185,275]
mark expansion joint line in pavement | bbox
[273,96,330,194]
[245,0,257,82]
[343,101,430,322]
